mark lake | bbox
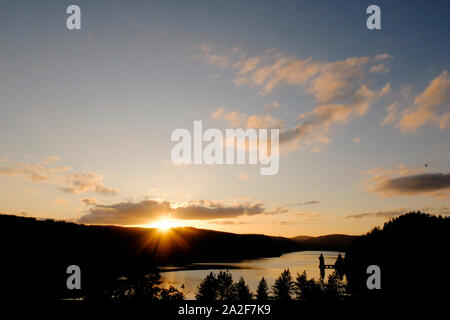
[160,251,343,299]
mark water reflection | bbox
[161,251,342,299]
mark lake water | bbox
[161,251,343,299]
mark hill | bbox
[291,234,358,251]
[344,212,450,301]
[290,235,313,242]
[0,214,301,300]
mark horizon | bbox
[0,1,449,237]
[0,210,423,238]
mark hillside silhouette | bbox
[344,212,450,302]
[1,213,333,301]
[291,234,357,251]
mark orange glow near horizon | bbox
[146,218,180,232]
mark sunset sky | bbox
[0,0,449,236]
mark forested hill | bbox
[291,234,358,251]
[0,213,302,299]
[344,212,450,301]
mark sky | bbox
[0,0,449,236]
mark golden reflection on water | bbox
[161,251,342,299]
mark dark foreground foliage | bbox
[195,269,346,302]
[344,212,450,302]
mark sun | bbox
[152,218,177,232]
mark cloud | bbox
[383,71,450,132]
[345,206,450,219]
[287,201,320,207]
[276,84,390,153]
[369,63,390,74]
[61,172,118,195]
[377,173,450,195]
[345,209,405,219]
[199,44,391,98]
[266,206,289,215]
[197,43,240,68]
[81,198,97,206]
[207,220,250,225]
[174,201,265,220]
[0,158,118,196]
[78,199,269,225]
[364,165,450,198]
[263,101,280,112]
[202,44,391,152]
[212,106,283,129]
[0,211,29,217]
[380,102,399,126]
[281,211,324,223]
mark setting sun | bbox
[152,219,178,232]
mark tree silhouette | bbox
[256,277,269,300]
[324,271,344,300]
[106,272,184,302]
[160,285,185,301]
[195,272,219,300]
[294,270,308,300]
[272,269,294,301]
[125,273,162,302]
[217,270,234,300]
[233,276,253,300]
[294,271,323,300]
[294,270,346,301]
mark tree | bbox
[294,270,345,301]
[195,272,218,300]
[256,277,269,300]
[295,273,323,301]
[160,285,185,301]
[127,273,162,302]
[324,271,344,300]
[294,271,308,300]
[233,277,253,300]
[108,272,185,302]
[272,269,294,301]
[217,270,234,300]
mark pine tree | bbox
[233,276,253,300]
[272,269,294,301]
[256,277,269,300]
[217,270,234,300]
[195,272,218,300]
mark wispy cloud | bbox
[263,101,280,112]
[345,209,405,219]
[202,44,391,152]
[81,198,97,206]
[0,157,118,196]
[382,70,450,132]
[207,220,250,225]
[345,206,450,219]
[286,201,320,207]
[212,106,284,129]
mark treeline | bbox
[344,212,450,301]
[195,269,346,302]
[98,268,346,302]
